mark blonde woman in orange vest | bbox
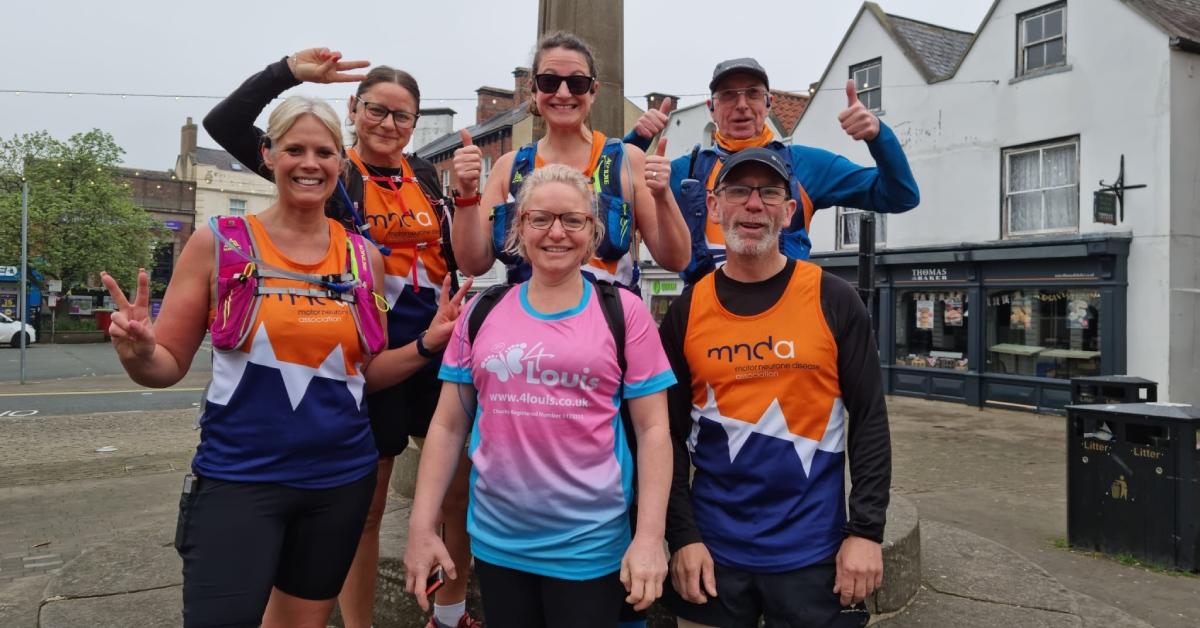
[656,148,892,628]
[204,49,478,628]
[101,95,469,627]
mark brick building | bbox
[114,168,196,290]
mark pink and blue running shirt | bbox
[439,281,675,580]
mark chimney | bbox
[181,117,197,159]
[513,67,532,110]
[645,92,679,114]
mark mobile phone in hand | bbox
[425,567,445,596]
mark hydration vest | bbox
[491,137,633,284]
[678,141,814,284]
[209,215,388,356]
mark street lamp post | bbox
[19,179,29,384]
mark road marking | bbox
[0,388,205,398]
[0,410,38,417]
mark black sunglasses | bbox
[534,73,595,95]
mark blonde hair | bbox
[503,163,605,260]
[265,95,345,155]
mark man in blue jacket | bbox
[628,58,920,283]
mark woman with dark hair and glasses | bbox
[450,31,691,292]
[406,164,675,627]
[205,48,478,628]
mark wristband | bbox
[455,194,481,207]
[415,330,436,359]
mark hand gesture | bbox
[620,532,667,611]
[838,79,880,141]
[99,269,156,361]
[403,527,457,612]
[452,130,483,199]
[287,47,369,84]
[833,535,883,606]
[670,542,717,604]
[633,96,673,140]
[422,275,474,353]
[645,138,671,198]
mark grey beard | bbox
[724,223,780,257]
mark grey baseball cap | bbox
[715,148,789,188]
[709,58,770,92]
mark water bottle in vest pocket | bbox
[211,217,264,351]
[491,200,520,265]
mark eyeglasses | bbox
[715,184,789,206]
[523,210,594,231]
[713,87,768,104]
[534,74,596,96]
[357,99,420,129]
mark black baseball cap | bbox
[709,58,770,92]
[715,148,790,188]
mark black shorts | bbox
[474,558,625,628]
[366,366,441,456]
[662,558,870,628]
[174,471,376,627]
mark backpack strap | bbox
[594,283,627,380]
[507,143,538,201]
[467,284,516,346]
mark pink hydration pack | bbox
[208,216,387,356]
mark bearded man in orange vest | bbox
[657,148,891,628]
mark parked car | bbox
[0,312,36,347]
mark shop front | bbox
[813,234,1129,413]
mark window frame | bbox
[1017,2,1067,77]
[835,207,886,250]
[228,198,247,217]
[849,58,883,113]
[480,155,493,190]
[1001,137,1079,238]
[441,167,451,196]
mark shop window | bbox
[649,294,677,325]
[1003,139,1078,237]
[894,291,969,371]
[850,59,882,112]
[1018,3,1066,76]
[985,288,1100,379]
[836,208,885,250]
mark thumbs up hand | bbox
[645,137,671,197]
[837,79,880,141]
[633,96,673,140]
[452,129,483,198]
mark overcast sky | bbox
[1,0,992,169]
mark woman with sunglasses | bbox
[405,164,674,627]
[204,48,478,628]
[451,31,691,291]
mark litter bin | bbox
[1067,402,1200,571]
[94,308,114,337]
[1071,376,1156,404]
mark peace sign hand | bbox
[100,269,156,361]
[287,47,370,84]
[422,275,474,353]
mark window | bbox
[1018,3,1066,75]
[836,208,885,249]
[894,291,970,370]
[850,59,882,112]
[229,198,247,216]
[441,168,451,196]
[480,156,493,190]
[985,288,1100,379]
[1003,139,1078,236]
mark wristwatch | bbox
[415,330,436,358]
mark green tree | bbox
[0,129,163,290]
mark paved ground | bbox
[0,341,211,383]
[0,388,1196,626]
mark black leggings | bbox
[174,472,376,627]
[474,558,625,628]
